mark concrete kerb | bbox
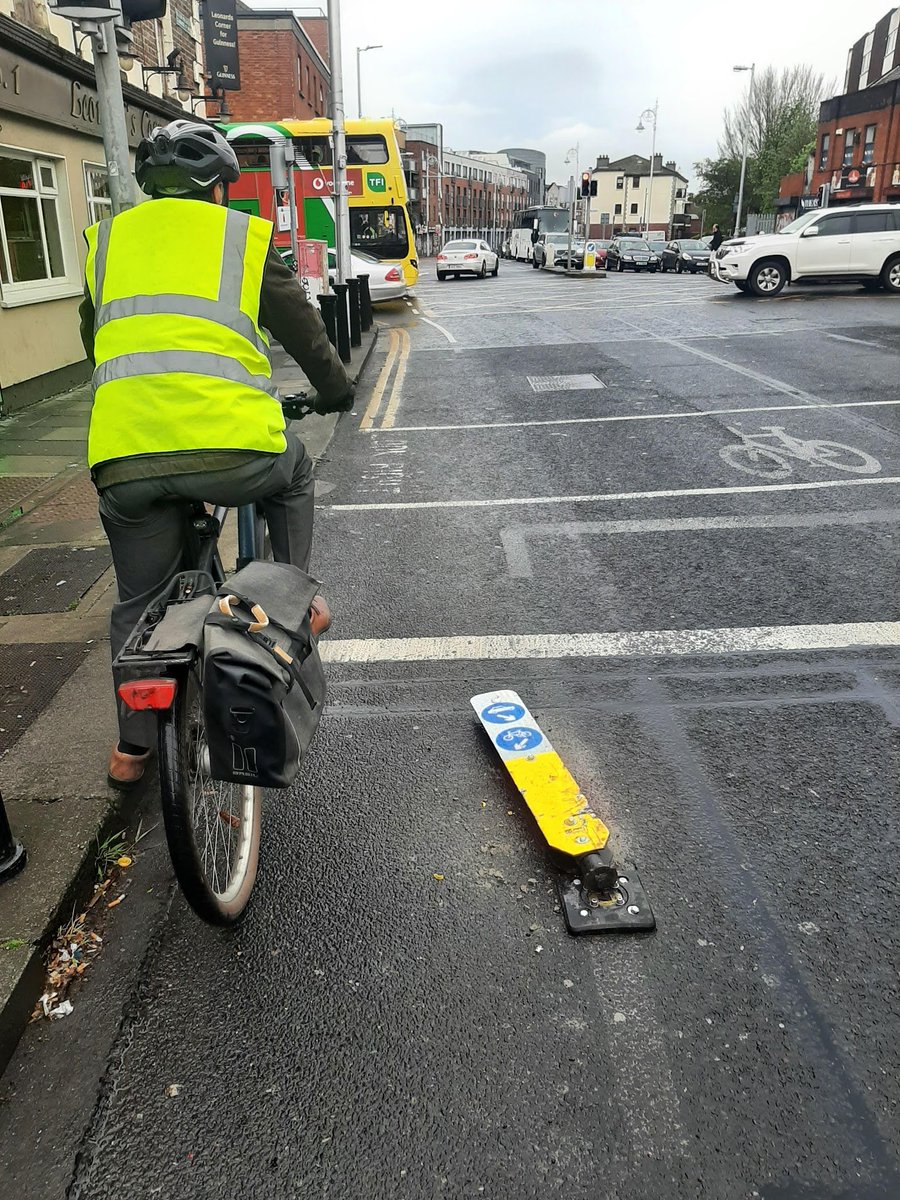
[0,320,381,1077]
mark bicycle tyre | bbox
[158,667,262,925]
[719,444,793,479]
[804,440,881,475]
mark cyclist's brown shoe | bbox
[308,593,332,638]
[107,745,151,790]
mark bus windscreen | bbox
[350,206,409,258]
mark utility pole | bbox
[734,63,756,237]
[329,0,352,284]
[637,100,658,235]
[355,44,382,121]
[49,1,137,214]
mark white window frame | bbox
[0,143,81,308]
[859,31,874,89]
[883,9,900,78]
[83,161,113,225]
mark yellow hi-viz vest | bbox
[84,199,286,469]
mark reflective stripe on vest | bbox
[85,200,285,468]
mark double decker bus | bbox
[220,118,418,288]
[509,205,571,262]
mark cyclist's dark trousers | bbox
[98,432,314,747]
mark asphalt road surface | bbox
[3,263,900,1200]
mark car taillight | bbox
[384,267,402,281]
[118,679,177,711]
[436,254,447,260]
[464,253,478,259]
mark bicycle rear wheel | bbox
[158,667,262,925]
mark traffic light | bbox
[121,0,167,21]
[581,171,591,198]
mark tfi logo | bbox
[366,172,387,193]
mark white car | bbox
[436,239,499,280]
[708,204,900,297]
[327,249,407,303]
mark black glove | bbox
[312,384,355,415]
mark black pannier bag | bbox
[202,561,327,788]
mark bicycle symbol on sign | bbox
[719,425,882,480]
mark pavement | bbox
[1,267,900,1200]
[0,325,378,1076]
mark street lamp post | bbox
[636,100,658,235]
[356,44,382,120]
[563,144,580,273]
[733,63,756,238]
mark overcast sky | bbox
[251,1,891,187]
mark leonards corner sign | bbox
[203,0,240,91]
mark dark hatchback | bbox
[659,239,712,274]
[606,237,660,272]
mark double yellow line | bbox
[360,327,410,430]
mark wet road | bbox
[3,263,900,1200]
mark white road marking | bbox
[371,398,900,435]
[500,509,900,577]
[656,335,819,401]
[324,476,900,513]
[320,621,900,664]
[417,315,457,343]
[827,333,883,347]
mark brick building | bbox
[224,5,330,123]
[440,148,529,250]
[403,138,443,255]
[789,7,900,215]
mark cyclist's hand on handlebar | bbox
[312,383,356,415]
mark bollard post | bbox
[347,278,362,348]
[332,282,352,364]
[0,790,26,884]
[357,274,373,331]
[318,292,338,349]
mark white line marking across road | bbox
[500,509,900,577]
[323,476,900,513]
[320,621,900,664]
[416,315,457,343]
[373,398,900,435]
[827,333,884,347]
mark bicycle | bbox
[115,394,314,926]
[719,424,882,480]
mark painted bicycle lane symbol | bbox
[719,425,882,480]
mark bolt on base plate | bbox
[558,862,655,935]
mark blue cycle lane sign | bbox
[480,701,526,725]
[495,726,543,753]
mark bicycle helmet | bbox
[135,120,240,197]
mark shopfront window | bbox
[84,163,112,224]
[0,151,68,292]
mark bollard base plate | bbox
[558,862,655,935]
[0,840,26,884]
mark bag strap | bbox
[206,599,319,708]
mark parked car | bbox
[436,239,499,280]
[660,239,713,274]
[592,238,611,268]
[326,249,407,303]
[708,204,900,297]
[533,233,585,269]
[606,237,660,272]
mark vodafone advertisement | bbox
[297,167,365,199]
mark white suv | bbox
[709,204,900,297]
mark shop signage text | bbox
[203,0,241,91]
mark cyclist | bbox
[78,121,354,789]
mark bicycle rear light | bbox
[118,679,178,711]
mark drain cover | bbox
[527,374,605,393]
[0,546,111,615]
[0,642,89,755]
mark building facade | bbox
[440,149,530,250]
[588,153,688,238]
[226,6,329,124]
[0,2,200,411]
[403,137,443,257]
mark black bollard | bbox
[347,278,362,348]
[318,292,338,349]
[357,274,373,331]
[0,790,26,884]
[332,282,352,364]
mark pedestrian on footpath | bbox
[709,224,724,251]
[78,120,355,789]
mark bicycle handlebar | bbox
[280,392,314,421]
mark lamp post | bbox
[563,144,580,273]
[733,63,756,237]
[636,100,658,235]
[356,44,382,120]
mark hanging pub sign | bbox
[203,0,240,91]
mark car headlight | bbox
[623,255,633,260]
[723,242,753,257]
[683,253,693,261]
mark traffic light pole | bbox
[92,18,136,214]
[327,0,352,286]
[566,176,575,276]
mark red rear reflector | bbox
[118,679,177,711]
[384,266,402,281]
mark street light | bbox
[356,44,382,120]
[733,63,756,237]
[636,100,658,235]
